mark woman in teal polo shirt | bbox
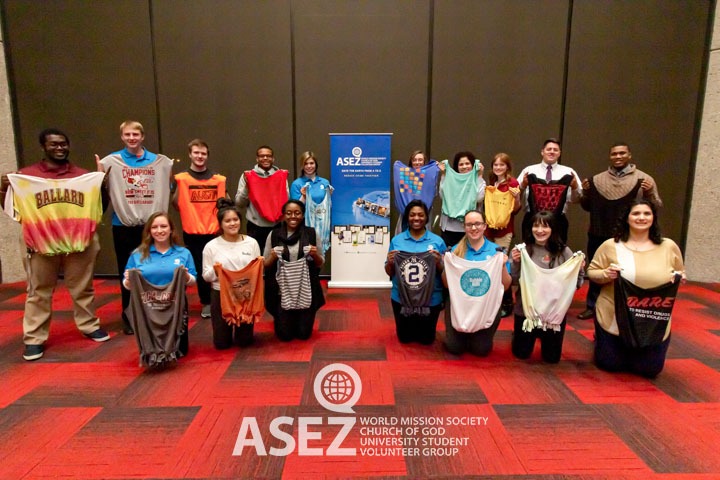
[443,210,511,355]
[290,151,332,202]
[123,212,196,357]
[385,200,446,344]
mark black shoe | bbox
[499,307,512,318]
[577,309,595,320]
[122,324,134,335]
[84,328,111,342]
[23,344,44,361]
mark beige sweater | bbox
[587,238,684,338]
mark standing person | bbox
[510,212,584,363]
[587,200,684,378]
[172,139,227,319]
[1,129,109,361]
[484,153,521,317]
[263,200,325,341]
[290,151,332,202]
[393,150,440,234]
[123,212,196,361]
[290,151,332,255]
[97,120,173,335]
[235,145,289,246]
[385,200,446,345]
[442,210,511,356]
[202,199,263,349]
[517,138,582,243]
[438,151,485,248]
[484,153,521,250]
[577,142,662,320]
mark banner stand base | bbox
[328,281,392,289]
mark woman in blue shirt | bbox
[442,210,511,356]
[290,151,332,203]
[385,200,446,345]
[123,212,196,355]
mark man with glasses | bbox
[235,145,289,246]
[1,129,110,361]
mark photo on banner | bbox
[329,133,392,288]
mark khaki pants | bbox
[23,234,100,345]
[489,232,513,251]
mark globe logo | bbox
[321,370,355,404]
[351,146,362,157]
[314,363,362,413]
[460,268,491,297]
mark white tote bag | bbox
[517,243,584,332]
[444,251,505,333]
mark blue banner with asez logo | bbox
[330,134,391,227]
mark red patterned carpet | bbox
[0,279,719,479]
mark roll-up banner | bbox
[329,133,392,288]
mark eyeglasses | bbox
[464,222,486,229]
[285,211,303,217]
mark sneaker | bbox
[84,328,111,342]
[577,309,595,320]
[23,344,44,361]
[201,304,211,318]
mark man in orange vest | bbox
[173,139,227,318]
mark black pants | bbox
[585,234,610,311]
[246,221,276,250]
[512,314,566,363]
[183,232,215,305]
[274,307,317,342]
[441,230,465,249]
[179,330,189,356]
[593,319,670,378]
[391,300,442,345]
[113,224,145,329]
[210,289,254,349]
[444,307,501,356]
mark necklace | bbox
[624,240,652,252]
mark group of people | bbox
[2,122,328,364]
[1,125,685,377]
[386,139,684,377]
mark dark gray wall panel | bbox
[292,0,430,181]
[152,0,294,195]
[2,0,159,273]
[431,0,569,167]
[562,0,710,247]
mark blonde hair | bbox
[452,210,486,258]
[119,120,144,135]
[299,151,318,172]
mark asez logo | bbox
[232,363,361,456]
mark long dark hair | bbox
[402,199,429,230]
[614,199,662,244]
[216,198,242,235]
[523,211,565,266]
